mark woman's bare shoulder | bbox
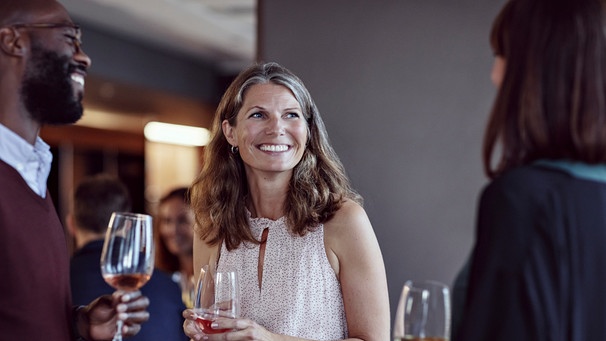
[323,199,375,257]
[324,199,370,235]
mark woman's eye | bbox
[249,112,263,118]
[286,112,301,118]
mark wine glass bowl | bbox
[193,265,239,334]
[100,212,154,341]
[179,275,196,309]
[393,280,451,341]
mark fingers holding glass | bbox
[193,265,240,334]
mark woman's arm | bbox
[192,234,219,282]
[324,200,391,341]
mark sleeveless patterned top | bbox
[217,214,348,340]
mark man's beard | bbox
[20,44,84,125]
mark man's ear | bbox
[0,27,26,56]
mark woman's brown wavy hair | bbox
[483,0,606,178]
[190,62,362,250]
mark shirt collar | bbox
[0,123,53,197]
[534,159,606,184]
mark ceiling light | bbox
[144,121,210,146]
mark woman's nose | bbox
[265,117,285,135]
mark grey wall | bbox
[259,0,504,322]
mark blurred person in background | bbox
[155,186,196,308]
[67,174,188,341]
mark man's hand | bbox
[76,291,150,340]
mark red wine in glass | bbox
[195,314,231,334]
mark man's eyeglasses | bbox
[9,23,82,50]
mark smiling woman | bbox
[182,62,390,341]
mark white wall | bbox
[259,0,505,321]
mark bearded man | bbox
[0,1,150,340]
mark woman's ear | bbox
[222,119,237,146]
[0,27,26,57]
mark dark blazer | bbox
[70,240,188,341]
[455,164,606,341]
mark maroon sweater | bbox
[0,160,74,340]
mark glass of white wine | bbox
[393,280,451,341]
[100,212,154,341]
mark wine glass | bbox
[193,265,240,334]
[100,212,154,341]
[179,274,196,309]
[393,280,451,341]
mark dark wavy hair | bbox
[483,0,606,178]
[190,62,362,250]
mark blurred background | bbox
[51,0,504,324]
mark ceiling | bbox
[59,0,257,72]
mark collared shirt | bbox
[0,123,53,197]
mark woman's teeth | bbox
[259,144,288,152]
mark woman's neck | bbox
[245,170,290,220]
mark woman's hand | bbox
[183,309,275,341]
[183,309,205,340]
[77,291,150,340]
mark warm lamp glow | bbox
[144,121,210,147]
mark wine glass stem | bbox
[113,319,124,341]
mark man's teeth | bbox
[70,74,84,86]
[260,144,288,152]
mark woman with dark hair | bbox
[455,0,606,340]
[155,187,195,308]
[182,62,389,340]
